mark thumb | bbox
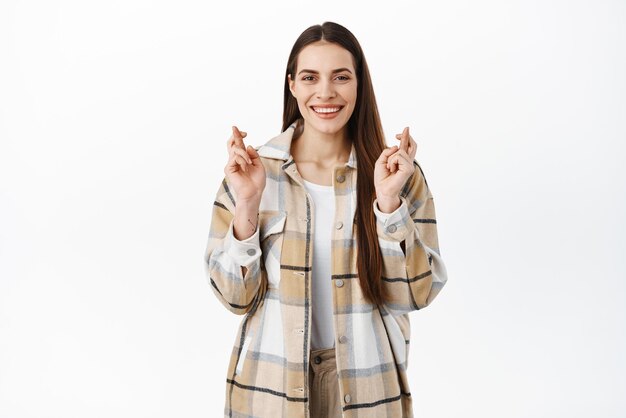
[246,145,259,158]
[378,146,398,160]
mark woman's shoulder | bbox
[254,126,297,163]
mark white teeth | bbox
[313,107,341,113]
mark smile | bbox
[311,106,343,114]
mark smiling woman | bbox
[203,21,448,418]
[287,44,357,133]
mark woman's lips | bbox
[311,106,344,118]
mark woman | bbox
[204,21,448,418]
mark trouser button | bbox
[314,356,322,364]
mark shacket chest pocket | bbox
[258,210,287,289]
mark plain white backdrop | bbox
[1,0,625,417]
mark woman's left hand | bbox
[374,127,417,209]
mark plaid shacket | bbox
[203,123,448,418]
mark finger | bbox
[232,146,252,164]
[377,146,398,163]
[377,147,398,168]
[394,147,411,160]
[246,145,260,164]
[228,152,246,167]
[247,144,258,156]
[393,149,414,168]
[396,128,404,154]
[395,127,409,153]
[227,138,239,156]
[389,154,399,172]
[227,135,246,154]
[226,154,245,172]
[408,137,418,160]
[377,146,398,171]
[387,147,411,169]
[403,141,417,164]
[229,143,256,168]
[235,154,248,172]
[231,126,244,150]
[385,145,399,171]
[407,135,415,150]
[388,155,403,173]
[228,148,250,172]
[232,126,247,147]
[232,125,243,136]
[401,127,409,153]
[398,133,417,158]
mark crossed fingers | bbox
[227,126,252,172]
[387,127,417,171]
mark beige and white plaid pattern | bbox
[203,123,448,418]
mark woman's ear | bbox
[287,74,296,97]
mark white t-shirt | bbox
[302,178,336,350]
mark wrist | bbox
[376,194,401,213]
[237,196,261,210]
[234,199,261,240]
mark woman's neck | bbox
[291,124,351,167]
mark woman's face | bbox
[288,41,357,137]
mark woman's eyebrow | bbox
[297,68,353,75]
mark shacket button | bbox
[335,221,343,230]
[335,279,344,288]
[386,224,397,233]
[339,335,348,343]
[336,174,345,183]
[314,356,322,364]
[344,394,351,403]
[246,248,256,256]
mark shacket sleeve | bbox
[372,161,448,315]
[203,176,266,315]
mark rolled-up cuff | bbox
[224,219,262,267]
[372,196,415,242]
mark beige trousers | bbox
[309,347,343,418]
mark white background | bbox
[1,1,625,417]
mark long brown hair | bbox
[281,22,391,307]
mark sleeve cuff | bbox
[372,196,415,242]
[224,218,262,267]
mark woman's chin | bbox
[305,119,347,136]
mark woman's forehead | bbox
[296,42,355,72]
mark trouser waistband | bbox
[310,347,336,372]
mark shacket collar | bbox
[257,122,358,169]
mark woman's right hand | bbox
[224,125,266,203]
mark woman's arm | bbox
[203,176,266,315]
[373,162,448,316]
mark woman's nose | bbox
[316,78,336,99]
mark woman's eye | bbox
[301,75,350,81]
